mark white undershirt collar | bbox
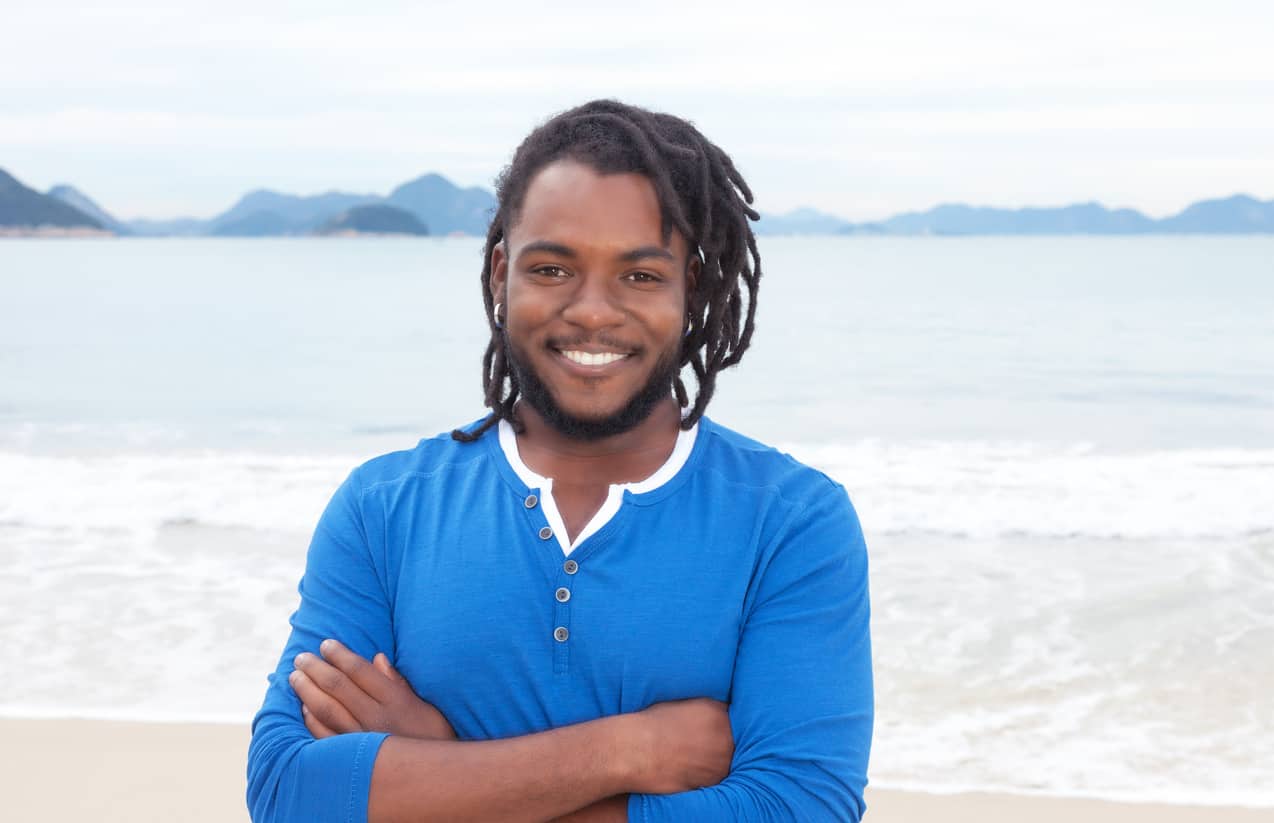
[498,418,698,557]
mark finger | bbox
[289,668,363,733]
[373,652,405,683]
[302,704,338,739]
[319,639,396,701]
[294,648,380,720]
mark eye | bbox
[625,270,663,284]
[531,265,568,278]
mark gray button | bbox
[555,587,571,603]
[563,560,578,574]
[524,494,538,509]
[553,626,569,642]
[539,525,553,540]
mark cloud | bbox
[3,0,1271,218]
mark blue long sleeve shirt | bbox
[247,416,873,822]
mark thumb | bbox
[373,652,405,683]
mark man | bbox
[247,99,873,822]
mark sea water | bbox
[2,235,1272,806]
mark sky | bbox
[2,0,1272,221]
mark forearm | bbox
[368,715,635,823]
[548,795,628,823]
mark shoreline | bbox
[863,788,1274,822]
[0,226,116,237]
[3,717,1270,822]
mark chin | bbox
[505,331,682,441]
[533,395,660,441]
[557,400,633,424]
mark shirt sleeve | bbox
[246,467,392,823]
[629,481,874,822]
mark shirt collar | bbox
[497,417,699,495]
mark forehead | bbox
[508,159,672,251]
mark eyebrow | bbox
[617,245,676,263]
[515,241,676,264]
[516,240,576,260]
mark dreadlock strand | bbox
[673,376,688,408]
[452,99,762,443]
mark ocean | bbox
[2,235,1272,806]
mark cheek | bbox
[653,292,688,332]
[504,291,556,329]
[643,307,687,353]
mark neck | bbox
[513,397,683,486]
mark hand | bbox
[627,698,733,795]
[289,638,456,741]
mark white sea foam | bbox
[783,440,1274,539]
[3,441,1272,542]
[0,450,357,536]
[4,522,307,727]
[864,527,1274,808]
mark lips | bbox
[548,342,636,373]
[558,349,629,366]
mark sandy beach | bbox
[3,717,1269,822]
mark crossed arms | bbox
[286,639,731,822]
[246,469,873,823]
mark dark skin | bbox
[489,159,699,539]
[291,161,728,823]
[514,401,684,542]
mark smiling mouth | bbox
[556,349,632,367]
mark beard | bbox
[503,331,682,441]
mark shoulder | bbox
[696,417,850,511]
[698,421,869,615]
[345,417,496,496]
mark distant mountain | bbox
[196,175,494,236]
[0,168,105,231]
[317,204,429,236]
[869,201,1157,235]
[1156,194,1274,233]
[9,162,1274,238]
[755,207,854,235]
[211,210,296,237]
[47,184,129,234]
[210,189,380,235]
[387,173,495,235]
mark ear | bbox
[489,240,508,303]
[686,250,701,292]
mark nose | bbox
[560,272,625,331]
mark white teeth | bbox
[562,350,627,366]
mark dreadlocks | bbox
[451,99,762,442]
